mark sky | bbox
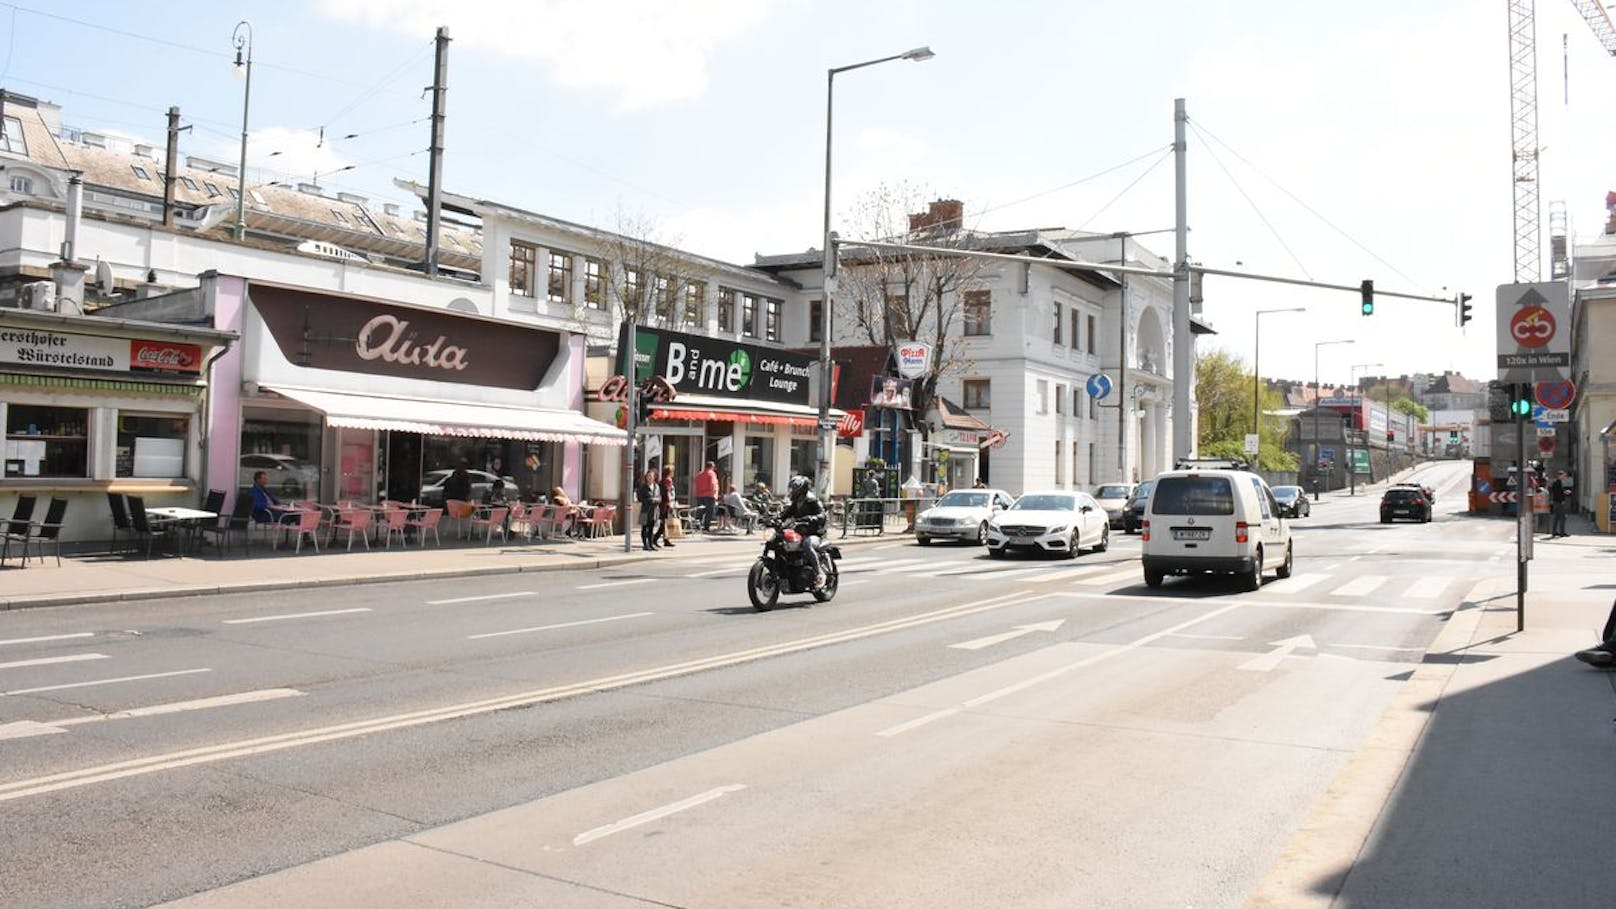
[5,0,1614,389]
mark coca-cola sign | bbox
[251,283,556,390]
[129,339,202,374]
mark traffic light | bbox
[1457,292,1473,326]
[1449,430,1459,443]
[1360,279,1374,316]
[1508,383,1533,419]
[634,389,652,425]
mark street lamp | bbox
[817,45,934,495]
[1253,307,1304,462]
[1312,338,1353,501]
[231,20,253,242]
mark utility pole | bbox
[162,106,188,228]
[423,26,449,276]
[619,312,640,554]
[1171,98,1192,466]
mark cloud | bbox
[317,0,775,112]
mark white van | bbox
[1139,468,1292,591]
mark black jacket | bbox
[780,491,827,536]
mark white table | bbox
[145,507,218,554]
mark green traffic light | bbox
[1360,279,1374,316]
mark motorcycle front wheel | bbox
[748,560,780,611]
[811,556,839,603]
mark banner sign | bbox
[869,375,915,410]
[629,325,815,406]
[0,328,204,376]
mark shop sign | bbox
[896,343,931,379]
[837,409,865,438]
[130,339,203,374]
[939,428,982,448]
[252,284,558,390]
[630,325,816,405]
[0,327,129,371]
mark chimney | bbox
[336,192,367,205]
[60,173,81,264]
[383,202,400,217]
[296,182,322,196]
[134,144,154,159]
[908,199,964,234]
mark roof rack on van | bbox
[1173,457,1250,471]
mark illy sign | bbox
[896,343,930,379]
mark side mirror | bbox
[1080,505,1093,513]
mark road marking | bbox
[576,578,658,590]
[222,608,372,625]
[1170,632,1245,641]
[1239,634,1318,672]
[1328,643,1424,652]
[573,785,747,846]
[426,591,533,605]
[1330,575,1387,597]
[468,612,655,640]
[0,632,94,647]
[1081,566,1144,587]
[1,668,211,697]
[0,653,108,672]
[1404,577,1449,599]
[879,602,1246,737]
[0,688,305,741]
[1257,572,1328,595]
[949,620,1065,651]
[1048,591,1445,615]
[0,590,1041,803]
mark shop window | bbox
[239,409,323,499]
[743,436,775,493]
[115,412,189,478]
[4,404,89,478]
[788,438,816,480]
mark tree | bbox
[578,209,712,346]
[1391,397,1429,423]
[1194,348,1297,471]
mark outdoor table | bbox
[145,506,218,555]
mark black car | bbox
[1392,482,1435,506]
[1271,485,1310,518]
[1380,487,1432,523]
[1122,479,1155,534]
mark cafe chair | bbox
[204,492,256,557]
[445,498,472,539]
[22,497,69,566]
[469,505,509,545]
[583,505,616,539]
[330,507,374,551]
[106,492,133,555]
[1,494,38,567]
[276,507,322,554]
[377,507,410,549]
[404,506,443,547]
[125,495,173,560]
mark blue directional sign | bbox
[1085,373,1113,399]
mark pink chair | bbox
[469,506,509,545]
[405,506,443,547]
[584,505,616,538]
[330,507,372,551]
[276,508,322,554]
[378,508,410,549]
[529,503,564,541]
[505,501,533,539]
[445,499,473,539]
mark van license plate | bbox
[1172,528,1211,541]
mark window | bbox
[741,294,759,338]
[1070,309,1080,349]
[654,275,674,323]
[1052,302,1063,345]
[963,379,990,409]
[1074,447,1082,487]
[683,282,703,325]
[547,250,574,305]
[1087,314,1097,354]
[131,165,151,181]
[1037,379,1049,415]
[809,299,823,343]
[180,176,199,192]
[583,258,604,309]
[115,413,189,478]
[1055,383,1065,415]
[1072,386,1081,418]
[331,209,349,224]
[509,241,538,297]
[227,187,240,201]
[625,269,643,313]
[964,290,991,336]
[9,175,31,194]
[4,404,88,478]
[1055,440,1064,484]
[718,288,736,332]
[765,298,781,341]
[0,116,25,154]
[204,181,222,198]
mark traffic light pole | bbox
[1516,402,1530,630]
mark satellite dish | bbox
[94,257,113,291]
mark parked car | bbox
[1123,479,1156,534]
[418,468,517,507]
[915,488,1015,546]
[238,453,317,499]
[1092,483,1136,529]
[985,490,1110,559]
[1271,485,1310,518]
[1380,486,1432,523]
[1140,468,1293,591]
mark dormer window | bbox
[131,165,151,181]
[204,181,222,198]
[180,176,198,191]
[331,209,349,224]
[0,116,25,154]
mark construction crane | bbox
[1510,1,1616,283]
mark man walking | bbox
[694,460,719,532]
[1549,469,1571,538]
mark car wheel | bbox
[1242,547,1263,592]
[1065,530,1081,559]
[1276,541,1293,578]
[1380,515,1391,524]
[1144,568,1165,588]
[1095,526,1109,553]
[916,535,931,546]
[1303,501,1311,517]
[976,521,989,546]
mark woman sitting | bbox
[550,486,581,536]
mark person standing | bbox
[636,469,660,551]
[654,465,676,547]
[694,460,720,532]
[1549,469,1571,538]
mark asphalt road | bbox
[0,461,1504,908]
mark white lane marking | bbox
[576,578,658,590]
[426,591,533,605]
[0,653,108,671]
[1170,632,1245,641]
[879,602,1246,737]
[573,784,747,846]
[1,668,212,697]
[1257,572,1328,594]
[1318,563,1342,572]
[1047,591,1445,616]
[1081,566,1144,587]
[688,565,745,578]
[1404,577,1449,599]
[1239,634,1318,672]
[0,689,306,741]
[1330,575,1388,597]
[0,590,1040,803]
[954,565,1059,582]
[222,608,372,625]
[949,620,1065,651]
[0,632,94,647]
[1328,643,1425,652]
[468,612,654,640]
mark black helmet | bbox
[788,475,811,501]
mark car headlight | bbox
[1048,524,1070,535]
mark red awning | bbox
[653,407,816,427]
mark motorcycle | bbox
[747,517,842,611]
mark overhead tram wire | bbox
[1187,116,1430,294]
[972,144,1173,221]
[1076,149,1174,230]
[1188,120,1313,280]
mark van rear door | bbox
[1148,475,1237,556]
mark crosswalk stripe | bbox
[1330,575,1388,597]
[1257,572,1328,594]
[1082,566,1144,587]
[1404,576,1449,599]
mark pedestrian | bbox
[1549,469,1571,538]
[655,464,677,547]
[444,460,474,517]
[694,460,719,532]
[636,468,660,551]
[1574,598,1616,667]
[972,477,987,489]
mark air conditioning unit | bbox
[21,281,53,311]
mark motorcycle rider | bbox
[779,475,829,589]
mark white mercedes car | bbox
[914,488,1015,545]
[985,490,1110,558]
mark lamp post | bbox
[1312,338,1353,501]
[231,20,253,242]
[817,46,934,495]
[1253,307,1304,463]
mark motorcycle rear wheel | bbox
[748,560,780,611]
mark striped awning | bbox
[265,385,627,446]
[0,372,203,396]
